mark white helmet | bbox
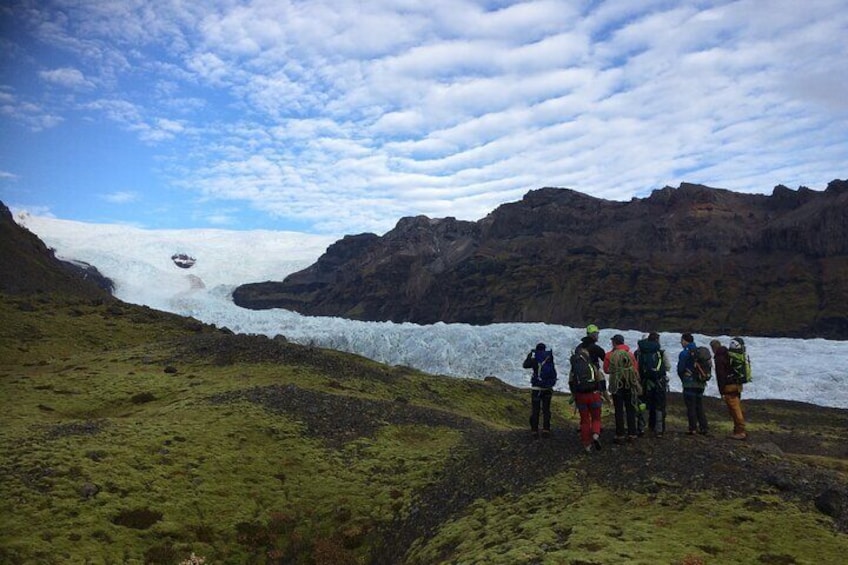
[729,337,745,350]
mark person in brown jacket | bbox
[710,339,747,440]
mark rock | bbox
[80,482,100,499]
[171,253,196,268]
[751,442,785,457]
[765,473,797,491]
[815,488,846,520]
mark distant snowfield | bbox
[17,213,848,409]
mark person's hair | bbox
[648,332,660,341]
[535,343,546,351]
[611,334,625,345]
[709,339,722,349]
[681,333,694,343]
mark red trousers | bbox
[574,391,603,446]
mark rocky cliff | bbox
[233,181,848,339]
[0,203,114,299]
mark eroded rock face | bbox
[171,253,196,269]
[232,180,848,338]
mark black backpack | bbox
[570,347,597,393]
[692,346,713,382]
[637,340,664,379]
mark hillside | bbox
[2,201,848,564]
[233,180,848,339]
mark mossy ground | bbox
[407,477,844,565]
[1,295,847,564]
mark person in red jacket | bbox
[604,334,641,443]
[710,339,747,439]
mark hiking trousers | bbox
[530,388,553,432]
[683,388,708,433]
[612,387,638,437]
[643,381,667,434]
[574,391,603,447]
[721,384,746,435]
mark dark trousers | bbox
[612,387,638,437]
[530,389,553,431]
[643,380,667,433]
[683,388,708,433]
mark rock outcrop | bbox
[0,202,114,299]
[233,181,848,338]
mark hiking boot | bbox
[531,430,540,439]
[541,429,551,438]
[585,444,594,453]
[728,432,747,440]
[686,430,697,435]
[613,436,627,445]
[698,430,709,436]
[592,434,602,451]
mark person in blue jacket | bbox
[523,343,557,438]
[678,333,708,435]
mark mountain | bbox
[233,180,848,339]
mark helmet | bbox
[730,337,745,350]
[586,324,600,335]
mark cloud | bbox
[38,67,94,89]
[101,191,140,204]
[0,98,64,131]
[3,0,847,235]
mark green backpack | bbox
[728,337,752,384]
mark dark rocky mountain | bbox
[0,202,114,299]
[233,181,848,339]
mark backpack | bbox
[691,346,713,382]
[728,338,752,384]
[569,347,597,393]
[637,340,664,380]
[535,349,557,388]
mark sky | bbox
[2,0,847,237]
[18,212,848,409]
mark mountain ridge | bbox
[233,180,848,339]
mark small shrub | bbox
[111,507,163,529]
[131,391,156,404]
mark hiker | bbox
[576,324,611,429]
[580,324,607,372]
[678,333,708,435]
[711,338,747,440]
[604,334,641,442]
[569,345,604,452]
[636,332,671,437]
[523,343,557,438]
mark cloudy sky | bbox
[1,0,846,236]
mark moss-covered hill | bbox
[1,291,847,565]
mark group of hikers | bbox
[523,325,752,452]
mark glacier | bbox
[17,212,848,409]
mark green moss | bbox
[407,477,847,565]
[2,294,847,564]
